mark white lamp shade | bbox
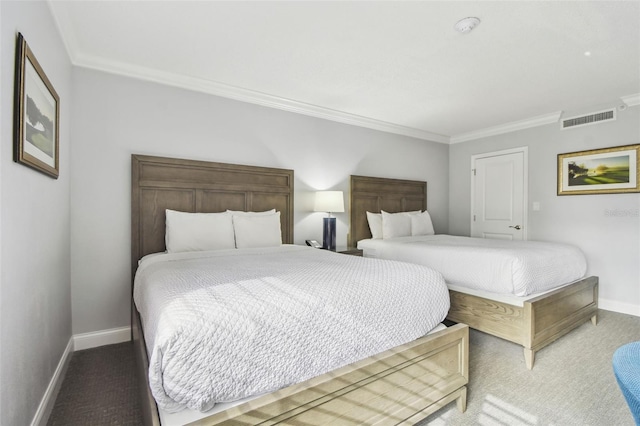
[314,191,344,213]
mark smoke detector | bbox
[454,17,480,34]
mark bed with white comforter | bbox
[133,245,449,414]
[357,235,587,296]
[349,175,597,371]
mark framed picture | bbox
[14,32,59,179]
[557,144,640,195]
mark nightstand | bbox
[334,246,363,257]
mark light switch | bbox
[532,202,540,211]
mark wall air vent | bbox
[561,109,616,129]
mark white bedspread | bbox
[357,235,587,296]
[133,245,449,413]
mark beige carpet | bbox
[420,309,639,426]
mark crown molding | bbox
[449,111,563,144]
[70,52,449,144]
[49,1,631,146]
[621,93,640,107]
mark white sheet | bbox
[446,281,579,307]
[357,235,587,296]
[133,245,449,413]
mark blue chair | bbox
[613,342,640,426]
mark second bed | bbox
[350,175,599,369]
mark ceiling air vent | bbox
[562,109,616,129]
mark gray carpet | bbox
[47,310,638,425]
[47,341,143,425]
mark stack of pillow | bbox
[165,209,281,253]
[366,210,434,239]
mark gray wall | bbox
[449,102,640,314]
[69,67,450,334]
[0,2,72,425]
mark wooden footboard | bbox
[525,276,598,368]
[447,276,598,369]
[133,304,469,426]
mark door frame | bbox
[470,146,529,240]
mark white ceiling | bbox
[48,1,640,143]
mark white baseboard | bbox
[32,326,132,425]
[73,326,131,351]
[31,338,74,426]
[599,298,640,317]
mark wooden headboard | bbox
[131,155,294,277]
[349,175,426,246]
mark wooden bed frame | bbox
[131,155,469,425]
[349,174,599,370]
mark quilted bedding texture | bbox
[133,245,449,413]
[357,235,587,296]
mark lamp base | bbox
[322,217,337,251]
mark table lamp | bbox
[314,191,344,250]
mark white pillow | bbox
[226,209,276,216]
[366,211,383,239]
[165,210,235,253]
[233,212,282,248]
[411,210,435,236]
[381,210,421,239]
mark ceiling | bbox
[48,1,640,143]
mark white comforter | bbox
[357,235,587,296]
[133,245,449,413]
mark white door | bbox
[471,148,527,240]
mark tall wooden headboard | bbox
[349,175,426,246]
[131,155,294,277]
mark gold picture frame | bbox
[13,32,60,179]
[558,144,640,195]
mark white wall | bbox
[70,67,450,334]
[0,2,72,425]
[449,102,640,315]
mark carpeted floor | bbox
[46,341,143,425]
[47,309,638,425]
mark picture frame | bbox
[557,144,640,195]
[13,32,60,179]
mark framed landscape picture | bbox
[14,32,59,179]
[557,144,640,195]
